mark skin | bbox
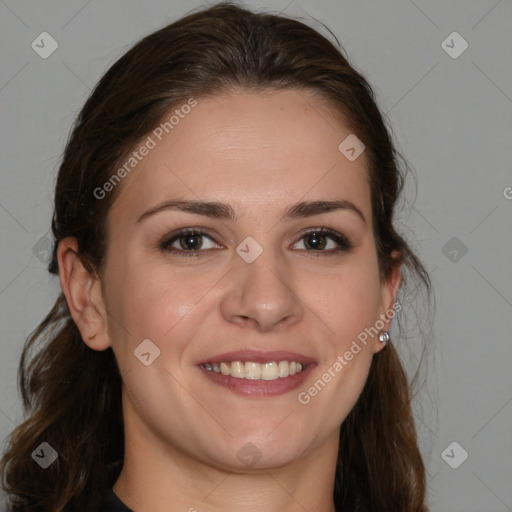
[58,89,401,512]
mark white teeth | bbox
[220,362,230,376]
[201,360,307,380]
[261,362,279,380]
[278,360,289,377]
[231,361,245,379]
[244,361,262,379]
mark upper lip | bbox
[197,350,316,365]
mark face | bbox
[89,89,399,471]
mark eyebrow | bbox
[136,199,366,224]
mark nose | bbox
[219,249,304,332]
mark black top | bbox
[102,489,134,512]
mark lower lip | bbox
[197,364,316,398]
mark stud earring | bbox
[378,331,390,345]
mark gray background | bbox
[1,1,511,510]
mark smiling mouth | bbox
[196,350,316,397]
[199,360,307,380]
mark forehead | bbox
[109,89,371,224]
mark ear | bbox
[57,237,111,351]
[374,251,402,353]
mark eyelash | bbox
[159,227,353,258]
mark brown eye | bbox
[177,233,204,251]
[160,230,220,256]
[303,231,328,250]
[292,228,352,254]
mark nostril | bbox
[234,316,260,329]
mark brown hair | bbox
[1,3,433,510]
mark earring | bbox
[378,331,390,346]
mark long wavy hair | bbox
[0,3,434,511]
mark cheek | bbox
[304,260,381,346]
[113,272,195,339]
[298,267,379,427]
[102,250,193,351]
[104,251,227,364]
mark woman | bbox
[0,2,433,511]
